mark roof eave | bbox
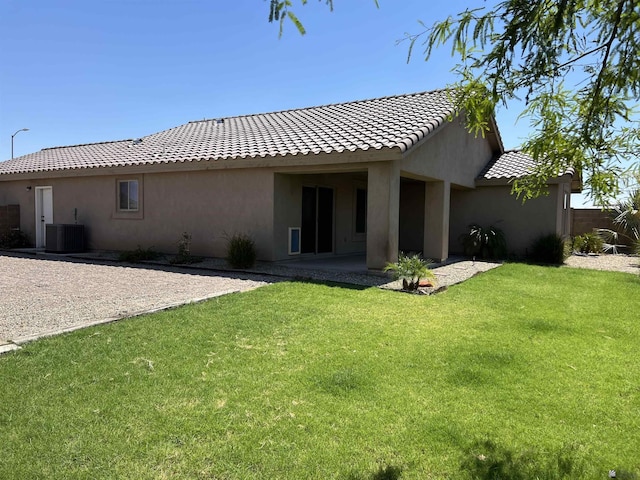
[0,148,403,180]
[487,116,505,154]
[566,168,583,193]
[475,171,580,189]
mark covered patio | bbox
[274,167,453,271]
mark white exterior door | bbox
[35,186,53,248]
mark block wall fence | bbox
[571,208,616,237]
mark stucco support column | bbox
[366,162,400,270]
[557,183,571,238]
[423,180,450,262]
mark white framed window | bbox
[118,179,139,211]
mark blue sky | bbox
[0,0,598,206]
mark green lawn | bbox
[1,263,638,479]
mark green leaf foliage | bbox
[383,252,435,291]
[0,229,31,249]
[572,232,604,254]
[226,232,257,269]
[402,0,640,204]
[530,233,571,265]
[268,0,380,37]
[601,172,640,254]
[118,246,161,263]
[460,224,507,260]
[268,0,332,37]
[267,1,639,203]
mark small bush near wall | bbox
[0,205,20,238]
[572,233,604,254]
[0,229,31,249]
[460,224,507,260]
[226,233,256,269]
[118,246,162,263]
[170,232,202,265]
[384,252,435,291]
[530,234,571,265]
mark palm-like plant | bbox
[599,176,640,255]
[461,224,507,259]
[384,252,436,291]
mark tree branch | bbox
[584,0,626,133]
[555,43,608,71]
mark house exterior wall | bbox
[400,118,494,188]
[450,184,566,256]
[398,179,425,253]
[1,179,43,244]
[0,169,276,259]
[273,172,368,261]
[367,162,400,268]
[394,120,495,262]
[1,116,564,267]
[423,180,451,262]
[0,204,20,237]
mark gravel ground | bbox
[564,253,639,275]
[380,259,503,293]
[0,252,503,345]
[0,253,273,343]
[1,251,635,348]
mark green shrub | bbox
[572,233,603,254]
[0,229,31,249]
[118,246,161,263]
[170,232,202,265]
[384,252,435,291]
[599,180,640,254]
[226,233,256,269]
[460,224,507,259]
[530,234,570,265]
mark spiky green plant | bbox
[572,233,603,254]
[599,177,640,255]
[384,252,435,291]
[461,224,507,259]
[530,233,571,265]
[226,233,257,269]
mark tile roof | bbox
[479,150,536,180]
[0,90,458,176]
[479,149,580,192]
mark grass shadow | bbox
[460,439,638,479]
[312,367,372,396]
[447,349,519,388]
[290,276,372,291]
[347,464,403,480]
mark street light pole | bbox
[11,128,29,159]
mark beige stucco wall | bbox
[398,179,425,253]
[273,172,368,261]
[400,118,494,188]
[1,165,387,263]
[450,184,568,256]
[0,169,276,259]
[0,180,35,237]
